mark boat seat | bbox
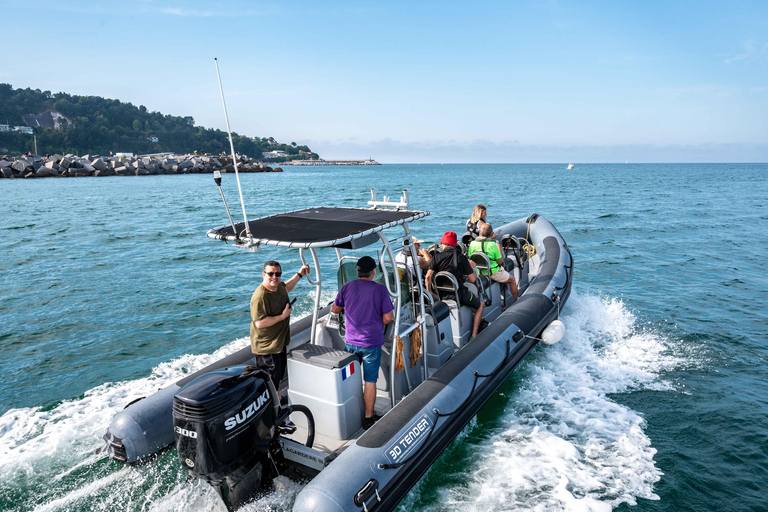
[461,232,475,246]
[432,272,473,348]
[430,300,450,324]
[425,300,453,369]
[468,252,493,307]
[469,250,492,274]
[433,271,460,302]
[499,234,521,263]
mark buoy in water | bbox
[540,319,565,345]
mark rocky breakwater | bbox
[0,153,282,179]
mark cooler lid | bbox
[289,344,358,370]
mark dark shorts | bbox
[344,343,381,383]
[251,350,287,390]
[458,286,482,309]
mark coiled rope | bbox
[395,322,424,373]
[395,335,405,372]
[410,322,422,368]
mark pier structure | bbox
[283,158,380,166]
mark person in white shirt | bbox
[396,236,431,282]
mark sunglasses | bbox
[264,271,282,277]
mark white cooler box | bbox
[287,344,363,439]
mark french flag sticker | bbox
[342,361,355,380]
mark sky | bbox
[2,0,767,163]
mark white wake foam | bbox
[0,338,249,511]
[403,291,677,511]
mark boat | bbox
[103,186,573,511]
[566,163,574,170]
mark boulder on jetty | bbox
[1,161,14,178]
[12,159,31,174]
[0,152,280,178]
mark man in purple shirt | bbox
[332,256,394,429]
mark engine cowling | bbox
[173,365,278,510]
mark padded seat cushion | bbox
[431,301,450,323]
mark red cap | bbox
[440,231,458,246]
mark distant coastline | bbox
[282,159,380,166]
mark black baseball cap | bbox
[356,256,377,273]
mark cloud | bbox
[161,6,261,17]
[724,40,768,64]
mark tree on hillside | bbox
[0,83,319,159]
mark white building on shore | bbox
[262,150,288,159]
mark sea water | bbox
[1,164,766,511]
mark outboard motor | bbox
[172,365,280,511]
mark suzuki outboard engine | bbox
[173,365,280,510]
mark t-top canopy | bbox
[207,206,429,248]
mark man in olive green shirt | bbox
[250,260,310,389]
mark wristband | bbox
[296,272,302,279]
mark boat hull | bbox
[293,214,572,511]
[103,213,572,512]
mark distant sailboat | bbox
[566,163,574,170]
[625,159,629,164]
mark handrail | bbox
[300,248,322,345]
[299,248,320,287]
[377,240,400,302]
[402,224,429,383]
[433,271,460,297]
[469,251,492,273]
[398,319,423,338]
[378,232,402,408]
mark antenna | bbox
[213,171,237,236]
[214,58,253,246]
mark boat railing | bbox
[299,247,322,345]
[401,223,429,385]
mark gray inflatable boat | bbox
[103,189,573,511]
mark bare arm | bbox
[285,264,310,293]
[417,250,431,270]
[331,304,343,314]
[383,311,393,325]
[466,259,477,283]
[425,269,434,295]
[254,302,291,329]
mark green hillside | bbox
[0,84,316,160]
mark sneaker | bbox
[362,414,381,430]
